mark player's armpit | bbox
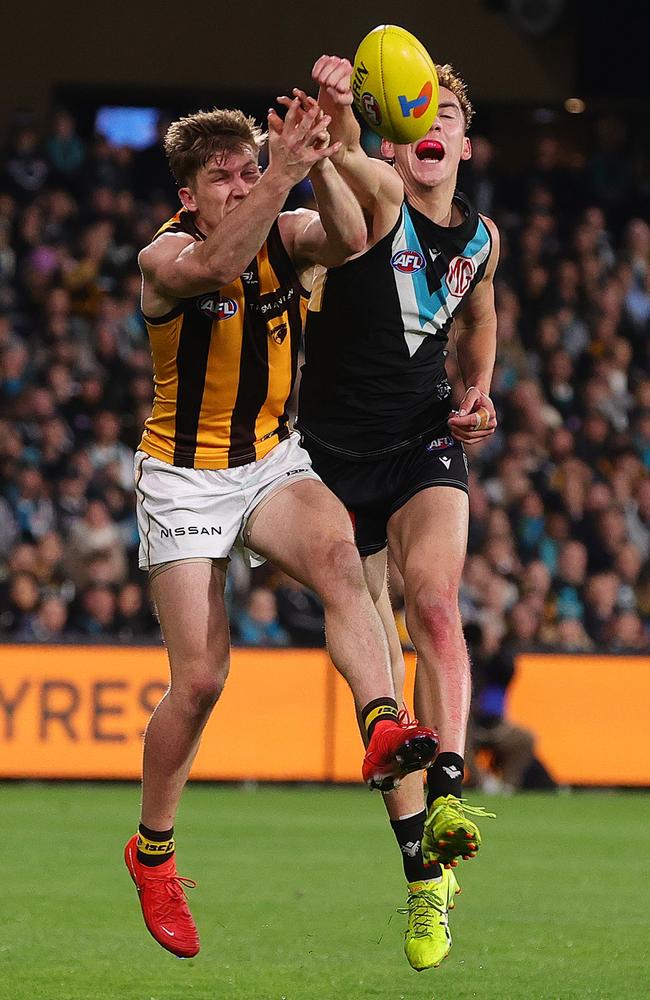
[280,202,366,270]
[335,146,403,217]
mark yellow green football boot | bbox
[401,867,461,971]
[423,795,496,868]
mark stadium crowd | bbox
[1,105,649,661]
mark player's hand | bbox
[447,386,497,445]
[267,98,341,184]
[276,91,331,149]
[312,55,354,106]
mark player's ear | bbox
[461,136,472,162]
[380,138,395,162]
[179,186,197,212]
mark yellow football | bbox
[352,25,439,144]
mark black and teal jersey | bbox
[298,192,492,459]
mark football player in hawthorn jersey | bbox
[291,59,500,971]
[124,99,440,959]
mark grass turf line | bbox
[2,784,649,1000]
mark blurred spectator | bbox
[71,583,117,637]
[554,617,595,652]
[0,102,648,652]
[86,410,134,491]
[45,110,85,184]
[65,499,128,586]
[0,495,18,554]
[274,571,325,647]
[235,588,289,647]
[551,540,588,621]
[465,621,553,794]
[1,570,40,634]
[114,581,159,641]
[16,595,70,641]
[607,611,649,652]
[2,126,49,204]
[10,465,56,540]
[583,572,621,645]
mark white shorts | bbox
[134,433,321,571]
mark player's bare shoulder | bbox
[138,231,195,317]
[479,214,500,280]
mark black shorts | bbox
[305,432,469,556]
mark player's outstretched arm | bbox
[139,100,341,300]
[448,218,500,445]
[270,97,366,268]
[303,56,403,225]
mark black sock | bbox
[390,810,442,882]
[137,823,175,867]
[426,753,465,808]
[361,697,399,739]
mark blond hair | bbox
[435,64,474,131]
[164,108,266,187]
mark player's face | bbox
[179,147,261,230]
[386,88,471,188]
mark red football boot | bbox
[362,713,439,791]
[124,835,200,958]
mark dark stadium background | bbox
[1,5,650,1000]
[1,0,649,779]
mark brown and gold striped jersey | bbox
[138,209,308,469]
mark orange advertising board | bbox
[0,645,648,785]
[507,654,650,786]
[0,645,339,781]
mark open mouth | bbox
[415,139,445,162]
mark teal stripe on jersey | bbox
[402,205,491,332]
[402,206,436,330]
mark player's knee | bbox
[312,538,365,603]
[175,659,229,718]
[186,674,226,717]
[407,583,461,647]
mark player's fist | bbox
[312,55,354,105]
[448,386,497,445]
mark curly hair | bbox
[435,64,475,131]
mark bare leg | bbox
[246,480,393,707]
[142,560,230,830]
[388,488,470,755]
[362,550,425,821]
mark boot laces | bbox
[430,797,496,822]
[144,871,197,923]
[398,889,446,938]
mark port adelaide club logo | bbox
[197,294,238,320]
[391,249,426,273]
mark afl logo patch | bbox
[197,295,238,320]
[361,92,382,126]
[447,255,477,297]
[391,249,426,273]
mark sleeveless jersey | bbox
[138,209,308,469]
[298,193,492,458]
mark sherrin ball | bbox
[352,24,439,144]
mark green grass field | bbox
[2,784,648,1000]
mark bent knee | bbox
[406,584,462,643]
[172,659,229,717]
[311,538,365,602]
